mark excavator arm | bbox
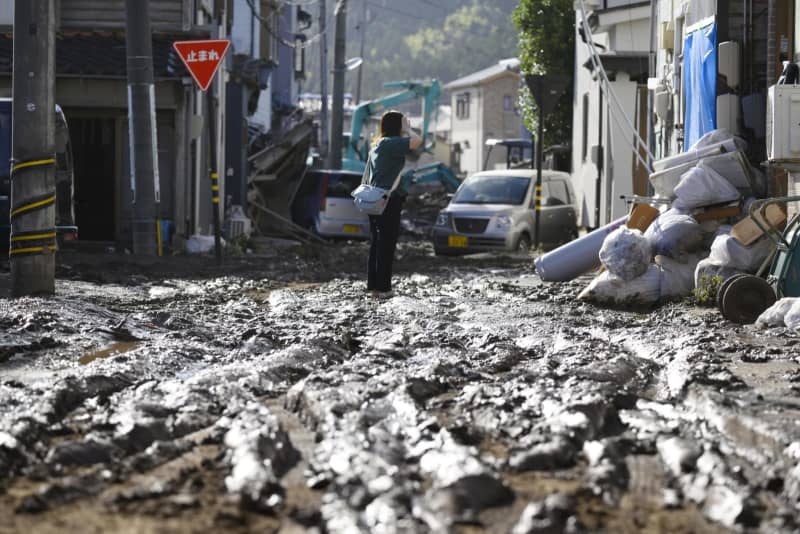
[343,80,441,173]
[400,162,461,194]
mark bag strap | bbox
[388,169,404,193]
[361,158,371,185]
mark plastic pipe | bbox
[534,216,627,282]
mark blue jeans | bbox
[367,195,403,292]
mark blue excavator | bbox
[341,79,461,193]
[343,79,440,173]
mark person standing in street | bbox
[366,111,423,296]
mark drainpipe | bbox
[647,0,657,163]
[595,85,603,228]
[766,0,776,84]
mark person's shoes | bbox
[370,290,393,299]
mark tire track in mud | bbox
[3,245,800,531]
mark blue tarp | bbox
[683,22,717,150]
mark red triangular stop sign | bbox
[173,40,230,91]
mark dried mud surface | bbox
[1,239,800,533]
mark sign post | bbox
[173,39,230,264]
[524,74,571,249]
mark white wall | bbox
[450,87,482,175]
[571,9,648,228]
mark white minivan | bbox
[291,169,370,239]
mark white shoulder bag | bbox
[351,161,403,216]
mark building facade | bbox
[444,59,525,176]
[571,0,651,228]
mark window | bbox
[503,95,513,112]
[456,92,471,120]
[581,93,589,162]
[547,180,570,205]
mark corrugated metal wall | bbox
[59,0,190,30]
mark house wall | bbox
[571,13,608,228]
[450,87,482,175]
[570,8,649,228]
[482,75,523,171]
[0,0,194,30]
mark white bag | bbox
[351,162,403,215]
[599,227,652,281]
[644,209,705,258]
[578,265,662,305]
[785,300,800,330]
[708,232,773,272]
[756,298,800,328]
[673,163,741,210]
[351,184,392,215]
[658,254,705,299]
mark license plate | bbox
[448,235,468,248]
[343,224,361,234]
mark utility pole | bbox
[10,0,56,296]
[319,0,329,161]
[328,0,347,170]
[125,0,160,255]
[355,0,368,104]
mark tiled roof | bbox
[0,31,189,79]
[444,58,521,91]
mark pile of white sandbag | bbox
[756,298,800,330]
[579,130,774,306]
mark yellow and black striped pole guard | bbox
[9,157,58,257]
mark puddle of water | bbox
[79,341,140,365]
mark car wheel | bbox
[515,233,532,252]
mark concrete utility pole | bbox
[328,0,347,169]
[319,0,329,161]
[10,0,56,296]
[355,0,368,104]
[125,0,160,255]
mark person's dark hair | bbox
[379,111,403,138]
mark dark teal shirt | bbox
[367,136,411,195]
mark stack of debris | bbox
[540,130,786,307]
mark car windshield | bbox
[452,175,530,205]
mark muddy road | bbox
[1,240,800,533]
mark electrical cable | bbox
[246,0,341,49]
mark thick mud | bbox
[1,240,800,533]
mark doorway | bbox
[69,117,116,241]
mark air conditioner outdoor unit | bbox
[767,84,800,166]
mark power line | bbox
[246,0,341,49]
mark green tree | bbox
[513,0,575,147]
[403,2,519,91]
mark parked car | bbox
[291,169,369,239]
[0,98,78,252]
[430,169,577,255]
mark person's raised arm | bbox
[403,115,424,151]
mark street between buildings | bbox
[1,241,800,533]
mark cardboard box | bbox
[693,202,742,223]
[626,203,660,233]
[731,204,787,246]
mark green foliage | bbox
[304,0,519,103]
[693,275,724,306]
[512,0,575,147]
